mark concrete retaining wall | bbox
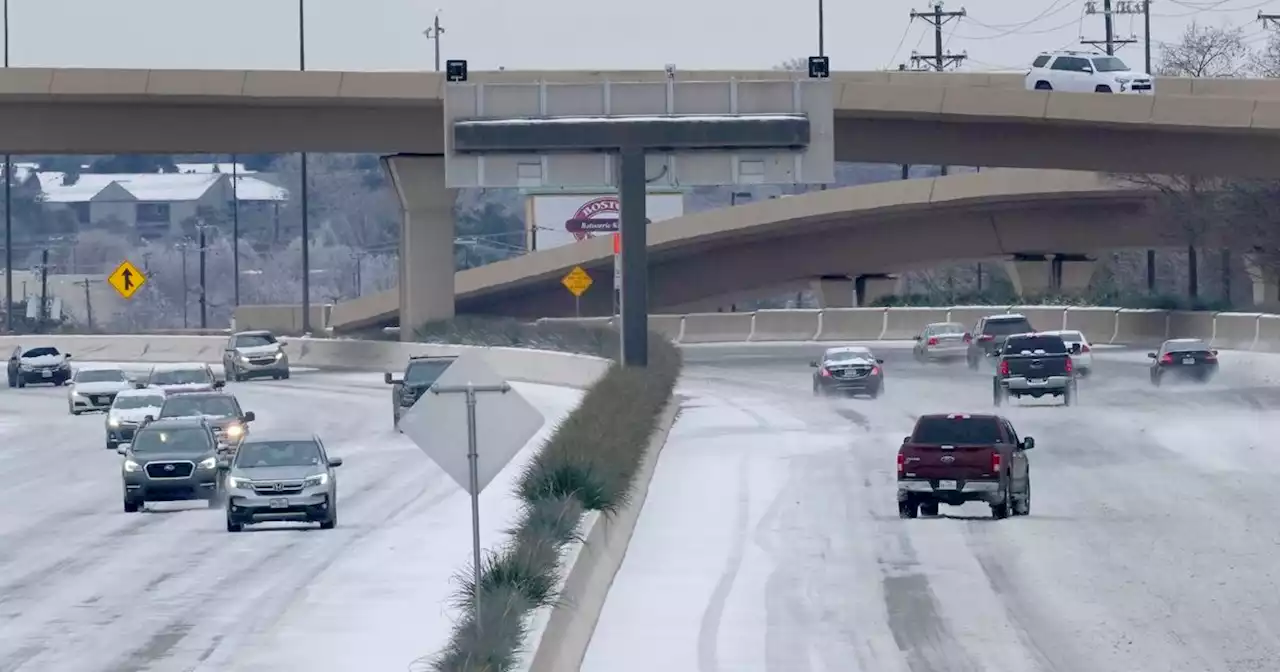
[0,335,612,389]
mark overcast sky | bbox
[4,0,1275,72]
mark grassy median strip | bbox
[421,317,682,672]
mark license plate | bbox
[1183,357,1195,365]
[269,498,288,508]
[41,370,51,378]
[1028,378,1047,385]
[937,480,957,490]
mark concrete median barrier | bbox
[947,305,1016,330]
[750,309,821,341]
[1064,307,1120,345]
[815,308,885,340]
[882,307,948,340]
[1259,316,1280,353]
[1011,306,1068,332]
[1114,310,1169,345]
[648,315,685,343]
[680,312,755,343]
[1210,313,1261,350]
[1168,310,1217,340]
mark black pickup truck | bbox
[993,333,1077,406]
[385,355,458,431]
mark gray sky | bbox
[5,0,1275,72]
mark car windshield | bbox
[826,349,872,362]
[75,369,127,383]
[1004,336,1068,354]
[930,323,965,335]
[404,359,454,386]
[160,396,239,418]
[22,347,60,358]
[150,368,211,385]
[235,334,276,348]
[113,394,165,410]
[131,426,212,453]
[1092,56,1129,72]
[235,441,324,468]
[1165,340,1209,353]
[913,416,1003,444]
[983,318,1032,336]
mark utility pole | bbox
[178,242,189,329]
[196,221,209,329]
[423,13,445,72]
[231,155,240,307]
[1081,0,1139,54]
[4,0,12,333]
[76,277,94,329]
[298,0,312,335]
[38,248,47,325]
[909,2,966,177]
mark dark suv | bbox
[385,355,457,431]
[119,417,223,512]
[897,413,1034,520]
[965,314,1034,369]
[154,391,256,457]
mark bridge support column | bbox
[1004,254,1095,297]
[855,274,902,307]
[383,154,456,342]
[810,276,854,308]
[1244,255,1280,308]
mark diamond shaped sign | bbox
[398,352,545,494]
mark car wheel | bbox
[898,501,918,519]
[281,370,290,380]
[1014,481,1031,516]
[1063,385,1075,406]
[107,439,117,450]
[17,378,25,388]
[1094,84,1113,93]
[1151,372,1162,387]
[920,501,939,517]
[6,375,13,388]
[123,498,140,513]
[319,509,337,530]
[991,488,1012,519]
[226,513,244,533]
[992,380,1004,407]
[1034,81,1052,90]
[869,383,882,399]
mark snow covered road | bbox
[584,345,1280,672]
[0,369,582,672]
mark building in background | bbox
[524,191,685,251]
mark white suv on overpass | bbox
[1024,50,1153,94]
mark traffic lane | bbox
[588,351,1280,671]
[0,371,452,672]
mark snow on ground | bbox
[217,382,582,672]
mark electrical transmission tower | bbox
[1260,10,1280,26]
[908,2,968,71]
[1081,0,1139,54]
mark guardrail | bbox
[537,306,1280,351]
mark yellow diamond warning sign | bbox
[108,260,147,299]
[561,266,593,297]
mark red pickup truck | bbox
[897,413,1034,520]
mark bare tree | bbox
[1157,21,1251,77]
[1115,174,1229,298]
[774,58,807,71]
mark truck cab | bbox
[897,413,1034,520]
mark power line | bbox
[1080,0,1140,54]
[908,2,969,71]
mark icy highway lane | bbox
[584,343,1280,672]
[0,369,582,672]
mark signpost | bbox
[612,234,621,316]
[397,352,545,633]
[107,260,146,299]
[561,265,593,317]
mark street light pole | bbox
[4,0,12,332]
[818,0,825,57]
[231,154,240,307]
[298,0,312,334]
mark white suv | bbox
[1024,51,1153,94]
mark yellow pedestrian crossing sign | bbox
[108,260,146,299]
[561,266,593,297]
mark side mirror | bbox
[1146,352,1157,359]
[913,335,921,341]
[116,444,131,455]
[65,354,72,359]
[134,382,148,389]
[213,380,226,389]
[902,436,912,444]
[1022,436,1035,450]
[876,358,884,364]
[216,461,231,470]
[809,360,818,368]
[1211,350,1219,356]
[243,411,256,422]
[143,415,154,423]
[384,372,394,384]
[278,339,288,346]
[328,457,344,467]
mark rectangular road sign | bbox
[444,78,834,189]
[107,260,146,299]
[562,266,593,297]
[397,352,545,495]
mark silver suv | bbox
[220,434,342,532]
[223,330,290,381]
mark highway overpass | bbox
[255,168,1165,334]
[3,68,1280,177]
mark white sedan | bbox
[68,366,133,415]
[1041,329,1094,375]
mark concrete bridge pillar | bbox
[1004,254,1095,297]
[382,154,456,341]
[1244,255,1280,308]
[855,274,902,306]
[810,276,854,308]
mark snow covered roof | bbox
[232,175,288,201]
[34,171,288,203]
[176,162,252,175]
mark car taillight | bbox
[1204,351,1217,361]
[871,366,880,375]
[963,333,972,343]
[992,452,1002,472]
[1064,357,1073,373]
[927,337,938,346]
[897,452,905,474]
[1161,353,1174,364]
[820,368,832,377]
[1080,344,1090,352]
[999,360,1009,376]
[979,334,995,341]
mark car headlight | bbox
[123,459,142,472]
[274,351,284,361]
[228,476,254,489]
[19,364,31,371]
[198,456,218,470]
[303,473,329,487]
[108,416,121,428]
[224,424,244,438]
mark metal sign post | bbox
[429,380,512,633]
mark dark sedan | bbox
[811,346,885,398]
[1148,338,1219,386]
